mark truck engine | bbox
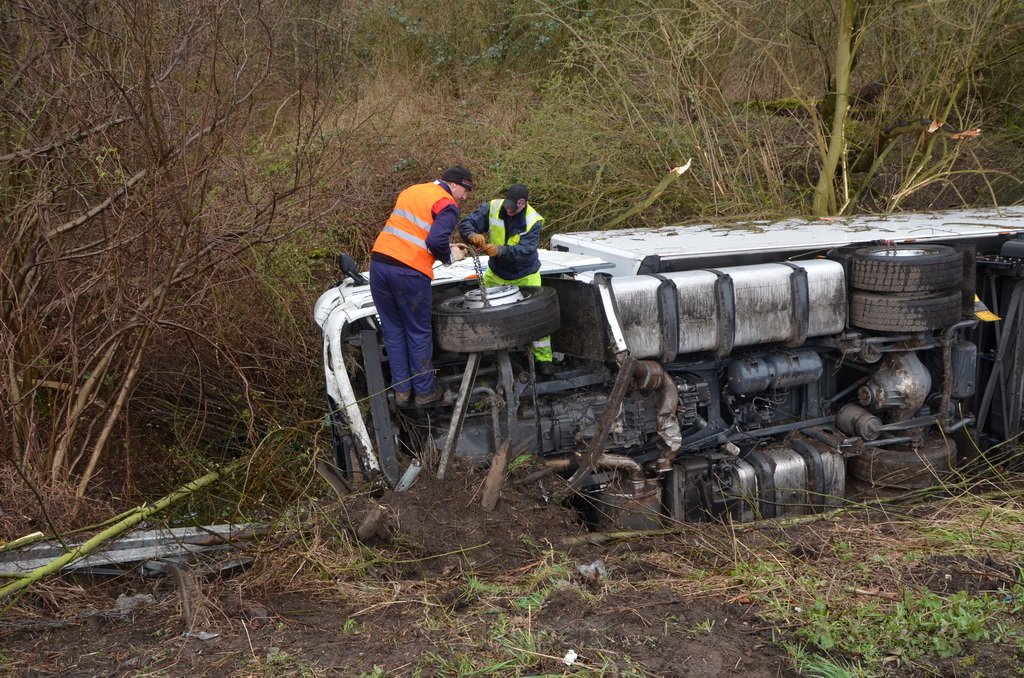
[315,209,1024,528]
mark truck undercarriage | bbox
[315,208,1024,528]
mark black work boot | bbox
[537,361,556,378]
[393,389,411,407]
[415,386,453,407]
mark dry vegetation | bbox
[3,0,1024,675]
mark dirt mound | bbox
[344,458,587,574]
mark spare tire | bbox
[849,289,961,332]
[849,244,963,294]
[433,286,560,353]
[849,437,956,489]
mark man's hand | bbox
[449,243,470,264]
[482,243,499,257]
[467,233,487,247]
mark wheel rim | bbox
[874,248,934,257]
[462,284,524,309]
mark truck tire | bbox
[848,244,963,294]
[849,290,961,332]
[849,437,956,489]
[433,287,560,353]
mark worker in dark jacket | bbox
[370,166,473,406]
[459,183,553,374]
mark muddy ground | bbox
[2,460,1021,677]
[2,573,785,677]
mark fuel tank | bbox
[611,260,846,359]
[666,439,845,522]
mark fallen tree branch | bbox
[850,587,901,601]
[728,508,848,532]
[513,466,554,487]
[600,160,692,231]
[0,533,45,555]
[561,509,852,546]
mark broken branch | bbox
[600,160,692,231]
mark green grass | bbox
[255,646,329,678]
[734,495,1024,675]
[792,587,1017,665]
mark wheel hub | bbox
[463,285,523,309]
[876,248,932,257]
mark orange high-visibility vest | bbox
[371,181,454,279]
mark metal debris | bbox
[0,524,266,577]
[577,559,607,582]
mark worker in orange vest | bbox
[369,166,473,407]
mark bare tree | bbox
[813,0,857,215]
[530,0,1020,219]
[0,0,336,499]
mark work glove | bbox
[482,243,499,257]
[448,243,470,264]
[467,233,487,247]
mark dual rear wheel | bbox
[846,244,964,332]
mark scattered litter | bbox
[183,631,220,641]
[395,459,423,492]
[562,649,578,666]
[577,559,606,581]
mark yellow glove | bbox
[482,243,499,257]
[467,233,487,247]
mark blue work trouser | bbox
[369,261,436,396]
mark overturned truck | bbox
[315,208,1024,527]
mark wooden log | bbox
[355,504,388,542]
[481,440,511,511]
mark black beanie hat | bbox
[441,165,474,190]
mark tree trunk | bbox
[813,0,857,216]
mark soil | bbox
[1,461,796,677]
[2,461,1019,677]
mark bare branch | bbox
[0,117,130,163]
